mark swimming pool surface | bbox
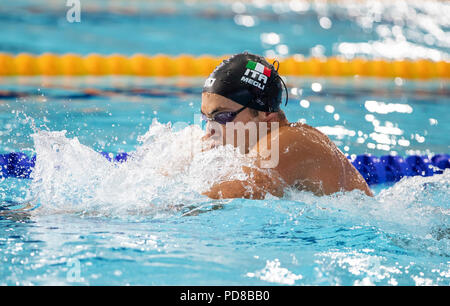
[1,76,448,285]
[0,0,449,286]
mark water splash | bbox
[29,119,253,218]
[246,259,303,285]
[12,118,448,256]
[1,117,449,286]
[283,170,450,255]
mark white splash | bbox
[26,118,450,249]
[246,259,303,285]
[283,169,450,255]
[29,119,253,217]
[314,249,403,286]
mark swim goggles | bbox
[201,105,247,125]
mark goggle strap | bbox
[278,75,289,107]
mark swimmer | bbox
[201,52,373,199]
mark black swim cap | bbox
[202,52,288,112]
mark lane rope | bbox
[0,53,448,79]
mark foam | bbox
[29,119,252,217]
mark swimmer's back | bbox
[254,122,373,196]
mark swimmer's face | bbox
[201,92,261,153]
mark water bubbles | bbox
[299,99,310,108]
[428,118,438,126]
[288,0,310,13]
[234,15,256,27]
[394,77,404,86]
[231,2,246,14]
[376,25,391,38]
[316,126,356,139]
[290,87,302,96]
[392,25,405,41]
[28,120,253,218]
[310,45,325,58]
[365,114,375,122]
[319,16,332,29]
[324,105,334,113]
[246,259,303,285]
[398,139,410,147]
[364,100,413,114]
[260,32,281,45]
[311,82,322,92]
[276,44,289,55]
[414,134,425,143]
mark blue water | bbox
[1,0,449,60]
[0,1,449,285]
[1,77,448,156]
[0,76,449,286]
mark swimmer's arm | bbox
[202,166,286,200]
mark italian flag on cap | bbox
[246,60,271,77]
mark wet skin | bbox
[201,92,373,199]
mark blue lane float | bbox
[351,154,449,185]
[0,152,449,185]
[0,152,36,179]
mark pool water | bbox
[0,76,448,286]
[1,0,449,60]
[0,0,449,286]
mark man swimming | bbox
[201,52,373,199]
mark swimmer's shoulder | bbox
[252,122,331,168]
[280,122,373,196]
[253,122,373,196]
[251,121,328,155]
[283,121,327,135]
[276,121,332,150]
[251,122,334,191]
